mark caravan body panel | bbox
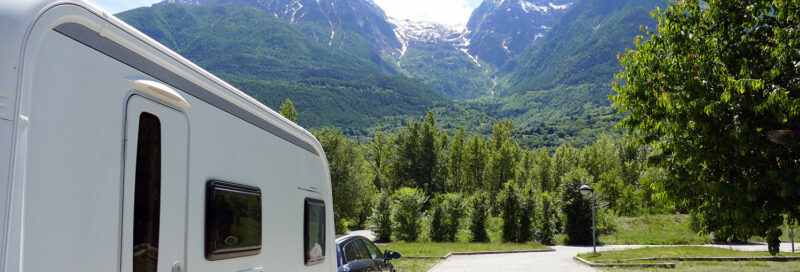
[0,1,335,272]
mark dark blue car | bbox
[335,235,401,272]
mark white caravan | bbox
[0,1,335,271]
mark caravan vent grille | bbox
[0,91,9,120]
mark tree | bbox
[463,134,488,193]
[468,193,490,242]
[279,98,297,122]
[561,168,595,245]
[367,125,390,192]
[535,148,554,192]
[429,200,447,242]
[448,126,466,192]
[500,181,521,243]
[611,0,800,255]
[537,193,557,245]
[518,190,536,243]
[371,192,393,242]
[313,127,371,234]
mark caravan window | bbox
[304,198,326,265]
[205,180,262,261]
[133,112,161,272]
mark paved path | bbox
[429,245,644,272]
[429,243,797,272]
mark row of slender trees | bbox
[304,108,674,240]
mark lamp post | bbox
[580,184,596,254]
[766,129,799,253]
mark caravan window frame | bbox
[304,198,326,265]
[204,180,262,261]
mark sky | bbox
[92,0,483,26]
[373,0,482,26]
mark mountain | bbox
[501,0,663,94]
[117,3,496,134]
[390,19,493,100]
[465,0,573,67]
[481,0,664,126]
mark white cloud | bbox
[374,0,477,26]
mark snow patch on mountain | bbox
[389,18,484,66]
[520,1,572,14]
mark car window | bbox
[354,240,371,261]
[343,242,360,263]
[361,239,381,259]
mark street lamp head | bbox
[579,185,593,195]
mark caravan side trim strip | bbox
[52,22,319,156]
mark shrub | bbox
[537,193,557,245]
[500,181,520,242]
[371,192,393,242]
[392,187,426,242]
[441,193,466,242]
[469,193,490,242]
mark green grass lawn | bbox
[390,258,441,272]
[579,246,800,263]
[599,261,800,272]
[579,246,800,271]
[380,241,549,257]
[599,214,712,245]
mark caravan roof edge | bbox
[1,0,326,157]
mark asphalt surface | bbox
[429,243,797,272]
[347,230,797,272]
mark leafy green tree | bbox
[279,98,297,122]
[500,181,521,242]
[448,126,466,192]
[535,148,554,192]
[561,168,595,245]
[552,144,581,189]
[313,127,371,234]
[612,0,800,255]
[468,193,490,242]
[391,121,421,190]
[371,192,393,242]
[367,125,390,192]
[463,134,488,193]
[518,190,536,243]
[486,135,521,212]
[392,187,426,242]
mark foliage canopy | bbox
[612,0,800,255]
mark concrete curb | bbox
[573,256,676,268]
[405,248,556,260]
[630,256,800,262]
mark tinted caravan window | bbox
[205,180,262,260]
[304,198,325,265]
[133,112,161,272]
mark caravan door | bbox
[122,95,189,272]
